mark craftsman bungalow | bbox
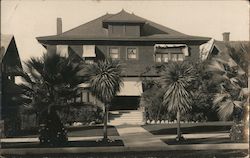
[37,10,210,124]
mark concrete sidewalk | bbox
[0,143,248,155]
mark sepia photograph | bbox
[0,0,249,157]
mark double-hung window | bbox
[127,47,138,60]
[109,47,119,59]
[155,53,184,63]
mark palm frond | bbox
[217,99,234,121]
[213,93,228,105]
[161,62,196,114]
[207,59,226,75]
[86,59,123,104]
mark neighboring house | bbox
[0,34,23,136]
[37,10,210,113]
[200,32,249,74]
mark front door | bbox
[110,96,140,111]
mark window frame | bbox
[108,47,120,60]
[126,47,139,60]
[155,52,185,63]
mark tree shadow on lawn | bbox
[7,125,119,138]
[1,139,124,149]
[67,125,119,137]
[143,125,231,135]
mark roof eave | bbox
[37,36,211,43]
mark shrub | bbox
[140,85,176,122]
[58,103,103,125]
[39,111,68,146]
[230,123,248,143]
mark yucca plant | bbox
[161,62,196,141]
[85,59,123,141]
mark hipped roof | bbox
[37,10,210,43]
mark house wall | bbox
[46,41,202,76]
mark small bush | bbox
[39,111,68,146]
[58,103,103,125]
[229,123,247,143]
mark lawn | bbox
[67,125,119,137]
[142,121,233,135]
[1,150,248,158]
[8,125,119,138]
[2,125,122,148]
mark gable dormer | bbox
[102,10,145,37]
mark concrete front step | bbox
[109,110,144,125]
[109,120,144,125]
[109,116,143,119]
[109,118,144,122]
[109,120,143,124]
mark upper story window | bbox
[155,53,184,63]
[109,25,124,37]
[108,24,140,37]
[82,45,96,58]
[154,44,188,63]
[127,47,138,60]
[109,47,120,59]
[125,25,140,36]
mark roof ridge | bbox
[103,9,146,23]
[133,13,186,35]
[37,11,211,41]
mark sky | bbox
[1,0,249,62]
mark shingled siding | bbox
[45,40,202,76]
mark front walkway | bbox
[115,125,167,147]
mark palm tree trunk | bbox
[177,109,181,141]
[103,105,109,140]
[156,104,162,122]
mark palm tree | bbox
[208,57,248,122]
[161,62,196,141]
[85,59,122,141]
[19,52,85,123]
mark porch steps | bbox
[108,110,144,126]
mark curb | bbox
[0,143,249,155]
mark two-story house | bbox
[37,10,210,124]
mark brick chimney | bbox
[222,32,230,42]
[57,18,62,35]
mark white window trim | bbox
[155,52,185,63]
[126,47,139,60]
[108,47,120,59]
